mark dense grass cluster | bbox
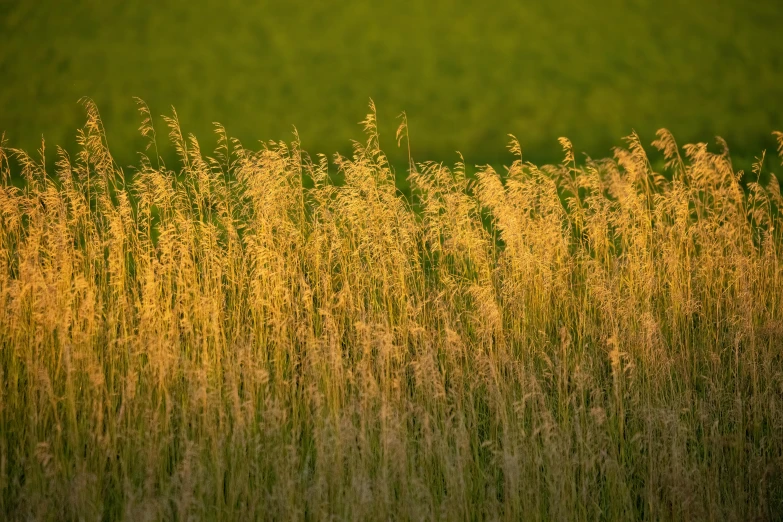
[1,101,782,520]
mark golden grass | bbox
[0,100,782,520]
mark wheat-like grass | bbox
[0,100,781,520]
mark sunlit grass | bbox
[0,100,782,520]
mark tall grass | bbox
[1,100,782,520]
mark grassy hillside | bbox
[0,102,781,520]
[1,0,782,168]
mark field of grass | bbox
[0,101,781,520]
[2,0,783,169]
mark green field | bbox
[2,0,782,169]
[3,3,783,519]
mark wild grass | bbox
[0,100,782,520]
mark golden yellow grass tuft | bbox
[0,101,782,520]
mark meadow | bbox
[0,99,781,520]
[2,0,783,169]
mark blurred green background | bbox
[1,0,782,170]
